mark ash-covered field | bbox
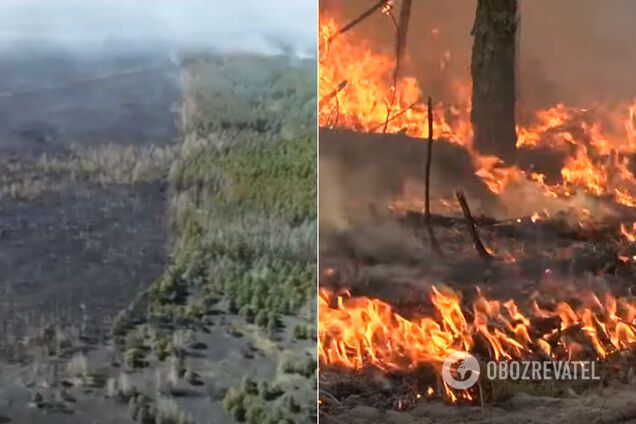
[0,45,317,424]
[0,45,178,423]
[0,46,178,340]
[0,44,180,154]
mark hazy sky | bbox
[0,0,316,56]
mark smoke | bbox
[320,2,636,301]
[519,0,636,106]
[0,0,317,58]
[319,157,351,240]
[326,0,636,106]
[320,0,636,222]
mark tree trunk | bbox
[397,0,412,64]
[471,0,518,163]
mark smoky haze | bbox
[0,0,317,57]
[326,0,636,108]
[0,1,317,152]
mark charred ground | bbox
[319,129,636,424]
[0,49,317,424]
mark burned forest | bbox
[0,2,317,423]
[319,1,636,423]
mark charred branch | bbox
[322,80,348,128]
[455,190,494,260]
[382,0,412,135]
[421,97,444,258]
[369,101,419,133]
[327,0,389,43]
[383,6,401,134]
[425,97,433,221]
[321,80,348,105]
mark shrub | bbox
[241,376,258,396]
[222,387,245,412]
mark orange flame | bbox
[319,14,636,208]
[319,286,636,401]
[620,222,636,242]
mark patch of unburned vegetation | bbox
[0,142,176,201]
[39,143,177,185]
[112,54,317,423]
[144,55,316,324]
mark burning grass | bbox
[318,193,636,403]
[319,282,636,403]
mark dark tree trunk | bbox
[471,0,518,163]
[397,0,412,64]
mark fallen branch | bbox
[369,100,419,133]
[383,5,401,134]
[425,97,433,221]
[320,80,348,105]
[327,0,388,43]
[455,190,493,260]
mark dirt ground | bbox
[321,384,636,424]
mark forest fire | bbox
[319,14,636,209]
[318,5,636,413]
[319,3,636,422]
[319,285,636,402]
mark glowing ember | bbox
[620,222,636,242]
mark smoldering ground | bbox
[319,0,636,296]
[318,129,626,303]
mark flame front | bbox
[319,286,636,400]
[319,14,636,207]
